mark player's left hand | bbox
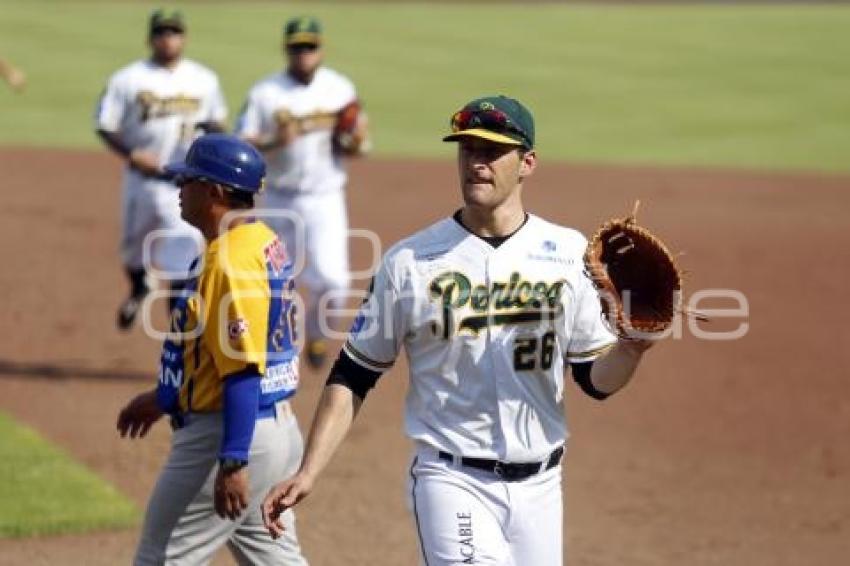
[214,466,250,520]
[266,108,300,150]
[116,390,163,439]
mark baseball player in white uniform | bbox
[261,96,659,565]
[95,9,227,329]
[236,16,369,369]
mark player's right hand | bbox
[267,108,300,149]
[215,466,250,521]
[261,472,315,539]
[274,120,300,149]
[116,389,164,439]
[128,149,164,178]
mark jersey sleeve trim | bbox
[570,361,611,401]
[342,341,394,372]
[566,342,616,362]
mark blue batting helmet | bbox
[165,134,266,193]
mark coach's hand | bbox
[261,472,315,539]
[215,466,250,520]
[117,389,163,439]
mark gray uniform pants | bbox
[134,401,308,565]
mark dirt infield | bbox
[0,148,848,565]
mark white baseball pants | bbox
[408,443,564,566]
[120,170,203,278]
[258,189,351,342]
[134,401,308,565]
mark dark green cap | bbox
[149,8,185,34]
[284,16,322,46]
[443,95,535,150]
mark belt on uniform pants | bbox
[170,403,285,430]
[255,400,294,420]
[438,445,565,482]
[257,405,277,420]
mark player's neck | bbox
[201,209,251,242]
[151,55,181,70]
[460,201,526,238]
[287,67,316,85]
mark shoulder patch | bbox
[264,238,288,275]
[228,318,249,340]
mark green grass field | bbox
[0,412,138,537]
[0,1,848,171]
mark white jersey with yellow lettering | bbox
[96,58,226,166]
[343,212,616,566]
[235,66,356,195]
[346,213,615,460]
[95,58,227,274]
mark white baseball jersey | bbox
[344,214,617,463]
[95,58,227,167]
[234,67,357,194]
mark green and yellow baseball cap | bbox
[443,95,535,150]
[284,16,322,46]
[149,8,186,35]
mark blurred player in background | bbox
[95,9,227,330]
[236,16,369,369]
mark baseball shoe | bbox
[306,339,328,369]
[117,292,148,330]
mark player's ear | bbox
[210,184,226,202]
[519,149,537,180]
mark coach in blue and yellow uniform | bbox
[117,134,308,565]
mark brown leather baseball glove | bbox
[333,100,368,154]
[584,202,683,339]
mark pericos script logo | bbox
[428,271,566,338]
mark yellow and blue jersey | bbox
[157,221,299,415]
